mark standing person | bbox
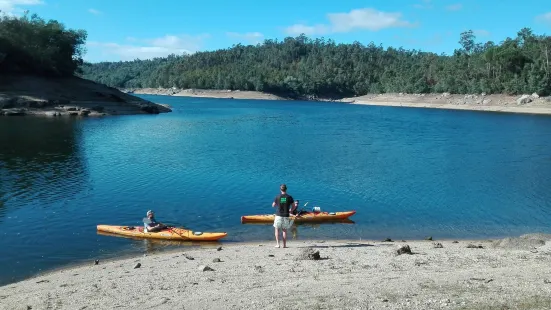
[272,184,294,248]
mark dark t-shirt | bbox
[273,193,294,217]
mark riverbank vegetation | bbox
[0,12,87,77]
[81,29,551,99]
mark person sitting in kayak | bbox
[143,210,166,232]
[290,200,300,216]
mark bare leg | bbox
[282,229,287,248]
[274,228,280,248]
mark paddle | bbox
[293,201,309,218]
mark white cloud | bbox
[87,34,209,61]
[88,8,102,15]
[446,3,463,11]
[285,8,415,35]
[0,0,43,14]
[413,0,433,10]
[536,12,551,25]
[473,29,490,37]
[226,32,264,44]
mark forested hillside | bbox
[0,13,169,116]
[81,29,551,99]
[0,13,87,77]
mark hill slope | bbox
[81,29,551,99]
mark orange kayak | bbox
[241,211,356,224]
[96,225,228,241]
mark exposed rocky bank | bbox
[343,92,551,115]
[124,87,551,115]
[0,76,171,117]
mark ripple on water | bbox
[1,97,551,286]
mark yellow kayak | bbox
[241,211,356,224]
[96,225,228,241]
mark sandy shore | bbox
[129,88,285,101]
[343,93,551,115]
[2,234,551,310]
[127,88,551,115]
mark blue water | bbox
[1,95,551,285]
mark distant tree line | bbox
[81,28,551,98]
[1,11,548,97]
[0,12,87,77]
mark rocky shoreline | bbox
[2,234,551,310]
[0,76,172,117]
[123,87,551,115]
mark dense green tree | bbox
[0,12,87,77]
[2,11,545,98]
[81,28,551,98]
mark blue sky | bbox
[3,0,550,62]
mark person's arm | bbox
[272,196,277,208]
[290,202,297,214]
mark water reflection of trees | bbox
[0,117,87,218]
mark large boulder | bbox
[141,105,160,114]
[517,95,532,105]
[0,96,16,109]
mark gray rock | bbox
[397,245,412,255]
[94,260,99,265]
[217,246,223,251]
[517,95,532,105]
[442,92,451,97]
[434,243,444,248]
[199,265,214,272]
[27,100,49,108]
[80,109,91,116]
[91,105,105,112]
[4,109,26,116]
[212,258,222,263]
[531,93,539,99]
[483,99,492,105]
[298,248,321,260]
[134,263,141,269]
[466,244,484,249]
[491,234,549,250]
